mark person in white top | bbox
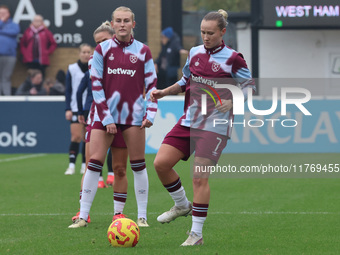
[64,43,92,175]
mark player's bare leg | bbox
[106,148,115,186]
[154,144,183,184]
[111,147,129,221]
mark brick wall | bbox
[12,47,79,89]
[147,0,161,59]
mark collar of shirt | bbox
[113,35,134,47]
[204,40,225,55]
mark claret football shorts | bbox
[85,121,127,148]
[162,123,228,163]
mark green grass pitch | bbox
[0,153,339,255]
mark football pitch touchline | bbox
[1,211,340,217]
[0,154,46,163]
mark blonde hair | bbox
[203,9,228,30]
[93,21,114,38]
[112,6,135,22]
[111,6,135,37]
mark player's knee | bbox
[153,157,167,173]
[192,177,208,188]
[113,164,126,177]
[71,136,82,143]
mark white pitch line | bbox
[1,211,339,217]
[0,154,46,163]
[237,211,338,215]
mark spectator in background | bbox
[43,69,66,95]
[154,27,188,89]
[0,5,20,95]
[20,14,57,78]
[56,69,66,86]
[15,69,46,95]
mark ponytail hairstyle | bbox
[93,21,114,38]
[203,9,228,31]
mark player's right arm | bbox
[151,51,191,102]
[91,44,116,134]
[150,83,182,102]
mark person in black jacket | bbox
[155,27,188,89]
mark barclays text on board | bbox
[226,98,340,153]
[1,98,339,154]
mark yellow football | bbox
[107,218,140,247]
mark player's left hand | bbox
[215,99,233,113]
[140,119,153,129]
[106,123,117,134]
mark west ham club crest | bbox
[212,62,220,72]
[130,54,138,64]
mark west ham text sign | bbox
[261,0,340,28]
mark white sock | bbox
[170,186,190,208]
[79,170,100,220]
[68,163,75,169]
[114,201,126,214]
[98,176,104,182]
[133,168,148,219]
[79,190,82,204]
[191,216,206,237]
[113,192,127,215]
[81,162,86,169]
[108,172,114,176]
